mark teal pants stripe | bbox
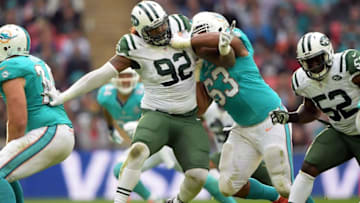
[279,105,294,181]
[0,125,57,179]
[284,123,294,181]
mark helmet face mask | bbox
[296,32,334,81]
[191,12,229,36]
[141,16,171,46]
[131,1,171,46]
[111,68,139,95]
[0,24,30,62]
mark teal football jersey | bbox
[0,55,72,132]
[97,83,143,126]
[200,28,281,126]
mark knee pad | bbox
[185,168,208,186]
[218,174,242,196]
[126,142,150,169]
[219,142,233,173]
[263,145,291,198]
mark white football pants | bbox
[0,124,74,182]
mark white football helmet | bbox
[131,1,171,46]
[296,32,334,81]
[0,24,30,62]
[111,68,139,95]
[191,11,230,35]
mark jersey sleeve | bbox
[0,59,30,85]
[115,34,142,70]
[291,69,304,97]
[116,34,137,57]
[344,49,360,75]
[169,14,191,32]
[232,28,254,55]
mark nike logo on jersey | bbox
[0,66,6,70]
[265,127,273,132]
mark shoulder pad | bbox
[169,14,191,32]
[291,68,307,96]
[116,34,139,56]
[0,57,29,83]
[343,49,360,75]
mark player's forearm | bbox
[191,33,220,49]
[61,62,118,103]
[288,105,319,124]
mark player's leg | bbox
[0,125,74,202]
[168,113,210,203]
[10,181,24,203]
[211,146,283,202]
[0,177,16,203]
[289,127,352,203]
[261,118,293,198]
[203,174,236,203]
[219,126,281,202]
[115,110,169,203]
[113,162,152,200]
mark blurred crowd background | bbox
[0,0,359,152]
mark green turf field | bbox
[25,199,360,203]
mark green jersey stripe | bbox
[170,15,182,31]
[129,35,137,50]
[117,37,130,56]
[178,15,191,31]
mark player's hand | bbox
[218,20,236,56]
[46,88,64,106]
[108,129,124,144]
[269,110,289,124]
[170,32,191,49]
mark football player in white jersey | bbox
[47,1,211,203]
[270,32,360,203]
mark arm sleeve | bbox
[61,62,118,102]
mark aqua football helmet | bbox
[296,32,334,81]
[191,11,230,35]
[0,24,30,62]
[131,1,171,46]
[111,68,139,95]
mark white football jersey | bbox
[116,14,197,114]
[292,49,360,135]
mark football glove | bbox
[46,88,64,106]
[108,127,124,144]
[218,20,236,56]
[269,110,290,124]
[170,32,191,49]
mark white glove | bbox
[46,88,64,106]
[123,121,138,137]
[170,32,191,49]
[218,20,236,56]
[269,110,289,124]
[109,129,124,144]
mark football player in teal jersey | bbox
[97,68,158,202]
[270,32,360,203]
[0,24,74,203]
[170,11,313,203]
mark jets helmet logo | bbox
[320,36,330,46]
